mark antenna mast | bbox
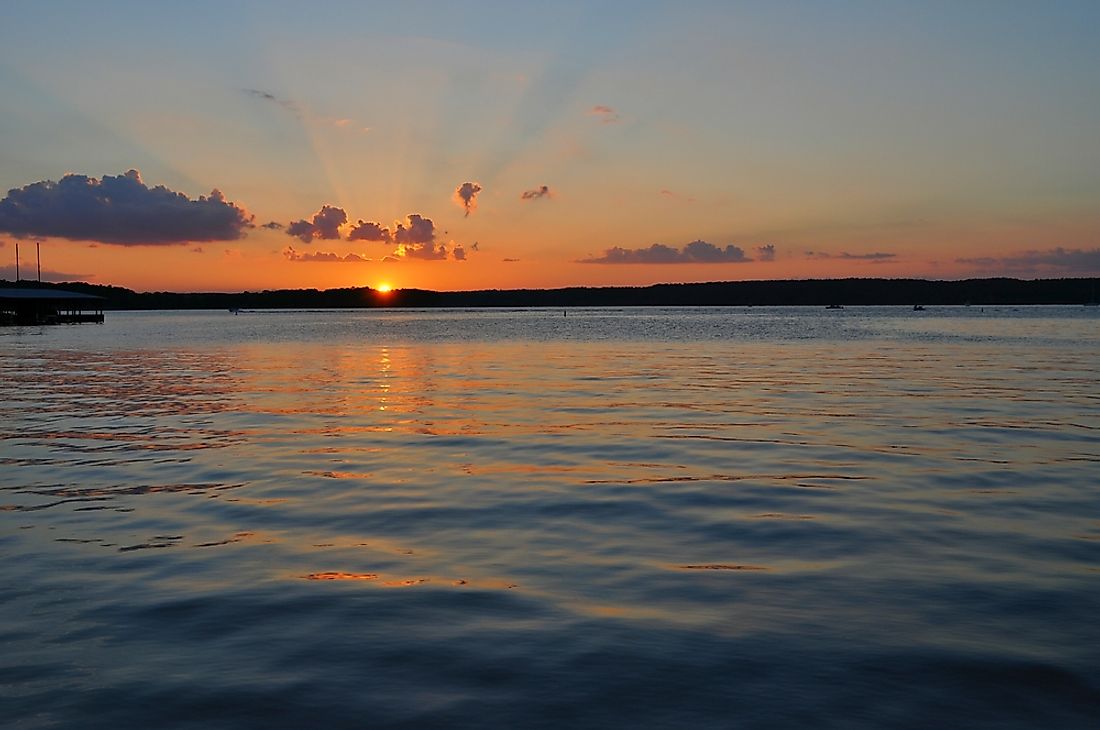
[37,241,42,282]
[15,242,19,282]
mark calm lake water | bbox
[2,306,1098,728]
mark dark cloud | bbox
[502,258,519,263]
[589,105,620,124]
[452,245,466,261]
[755,244,776,262]
[0,170,254,245]
[454,182,482,217]
[806,251,897,261]
[579,240,751,264]
[283,246,367,263]
[286,205,347,243]
[956,247,1100,273]
[348,220,392,242]
[393,214,435,244]
[261,221,284,230]
[521,185,553,201]
[243,88,299,115]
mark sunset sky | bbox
[1,1,1098,292]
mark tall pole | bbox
[15,242,19,282]
[37,241,41,282]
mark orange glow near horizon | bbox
[376,283,393,293]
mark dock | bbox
[0,288,105,325]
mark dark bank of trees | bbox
[2,277,1098,310]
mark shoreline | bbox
[3,276,1098,309]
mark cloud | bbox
[755,244,776,262]
[659,189,695,203]
[283,246,368,263]
[0,170,254,245]
[578,240,751,264]
[521,185,553,201]
[502,258,520,263]
[395,242,448,260]
[0,264,90,281]
[806,251,897,260]
[589,105,621,124]
[348,220,392,242]
[243,88,299,115]
[393,214,435,244]
[454,181,482,217]
[956,247,1100,273]
[286,205,347,243]
[281,208,474,264]
[261,221,284,230]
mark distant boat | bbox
[913,304,926,311]
[825,304,843,310]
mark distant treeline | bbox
[2,277,1098,309]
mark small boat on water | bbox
[825,304,843,310]
[913,304,926,311]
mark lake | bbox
[2,306,1098,728]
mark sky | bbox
[1,0,1098,292]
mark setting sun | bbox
[376,283,392,293]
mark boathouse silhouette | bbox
[0,288,105,325]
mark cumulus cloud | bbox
[283,246,367,263]
[521,185,553,201]
[348,219,392,242]
[589,105,620,124]
[578,240,752,264]
[281,207,475,264]
[393,214,435,244]
[956,247,1100,273]
[286,205,347,243]
[806,251,897,261]
[0,170,254,245]
[345,214,438,247]
[755,244,776,262]
[454,182,482,217]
